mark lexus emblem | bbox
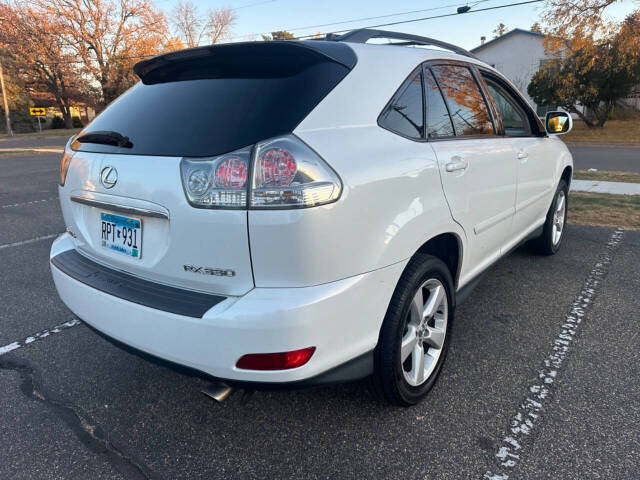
[100,166,118,189]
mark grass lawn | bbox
[562,119,640,144]
[0,128,81,139]
[569,191,640,230]
[573,169,640,183]
[560,118,640,144]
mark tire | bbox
[531,179,568,255]
[368,254,454,406]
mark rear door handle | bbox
[445,157,468,172]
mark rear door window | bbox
[431,65,494,136]
[379,70,424,140]
[423,68,454,139]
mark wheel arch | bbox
[414,232,463,290]
[561,165,572,188]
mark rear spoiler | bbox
[134,41,357,84]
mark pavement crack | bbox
[0,356,159,480]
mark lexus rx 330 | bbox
[51,29,573,406]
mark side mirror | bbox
[545,111,572,135]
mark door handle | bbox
[445,157,468,172]
[517,151,529,161]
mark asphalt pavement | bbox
[0,135,70,149]
[1,152,639,479]
[568,144,640,173]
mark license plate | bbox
[100,212,142,259]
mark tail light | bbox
[180,148,251,208]
[59,150,74,186]
[236,347,316,370]
[60,136,76,186]
[251,136,341,208]
[180,135,341,209]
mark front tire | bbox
[532,179,568,255]
[369,254,454,406]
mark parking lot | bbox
[1,152,639,479]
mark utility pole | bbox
[0,62,13,136]
[0,16,12,137]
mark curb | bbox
[571,179,640,196]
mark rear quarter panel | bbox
[249,126,464,287]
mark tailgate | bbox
[60,150,253,297]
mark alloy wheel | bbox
[400,278,448,387]
[552,190,566,246]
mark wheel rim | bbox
[552,190,566,246]
[400,278,448,387]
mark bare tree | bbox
[171,1,235,47]
[171,0,205,48]
[207,8,236,44]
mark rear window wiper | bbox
[76,130,133,148]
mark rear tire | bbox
[368,254,454,406]
[531,179,568,255]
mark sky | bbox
[155,0,639,50]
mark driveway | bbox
[1,153,639,479]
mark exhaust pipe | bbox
[202,381,233,403]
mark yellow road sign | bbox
[29,107,46,116]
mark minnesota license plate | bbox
[100,212,142,259]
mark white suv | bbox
[51,30,573,406]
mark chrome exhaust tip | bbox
[202,381,233,403]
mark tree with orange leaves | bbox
[0,3,90,128]
[26,0,176,108]
[543,0,639,37]
[529,12,640,128]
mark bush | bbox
[72,116,83,128]
[51,116,65,129]
[0,110,36,134]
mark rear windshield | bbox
[72,46,351,157]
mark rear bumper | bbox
[50,233,405,384]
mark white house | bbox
[470,29,553,115]
[471,28,639,119]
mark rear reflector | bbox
[236,347,316,370]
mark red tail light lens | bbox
[180,147,250,208]
[256,147,297,187]
[215,156,247,188]
[236,347,316,370]
[181,136,341,209]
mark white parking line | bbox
[0,233,62,250]
[0,319,81,356]
[1,197,57,209]
[483,229,624,480]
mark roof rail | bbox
[324,29,478,60]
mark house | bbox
[30,92,95,128]
[470,28,554,115]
